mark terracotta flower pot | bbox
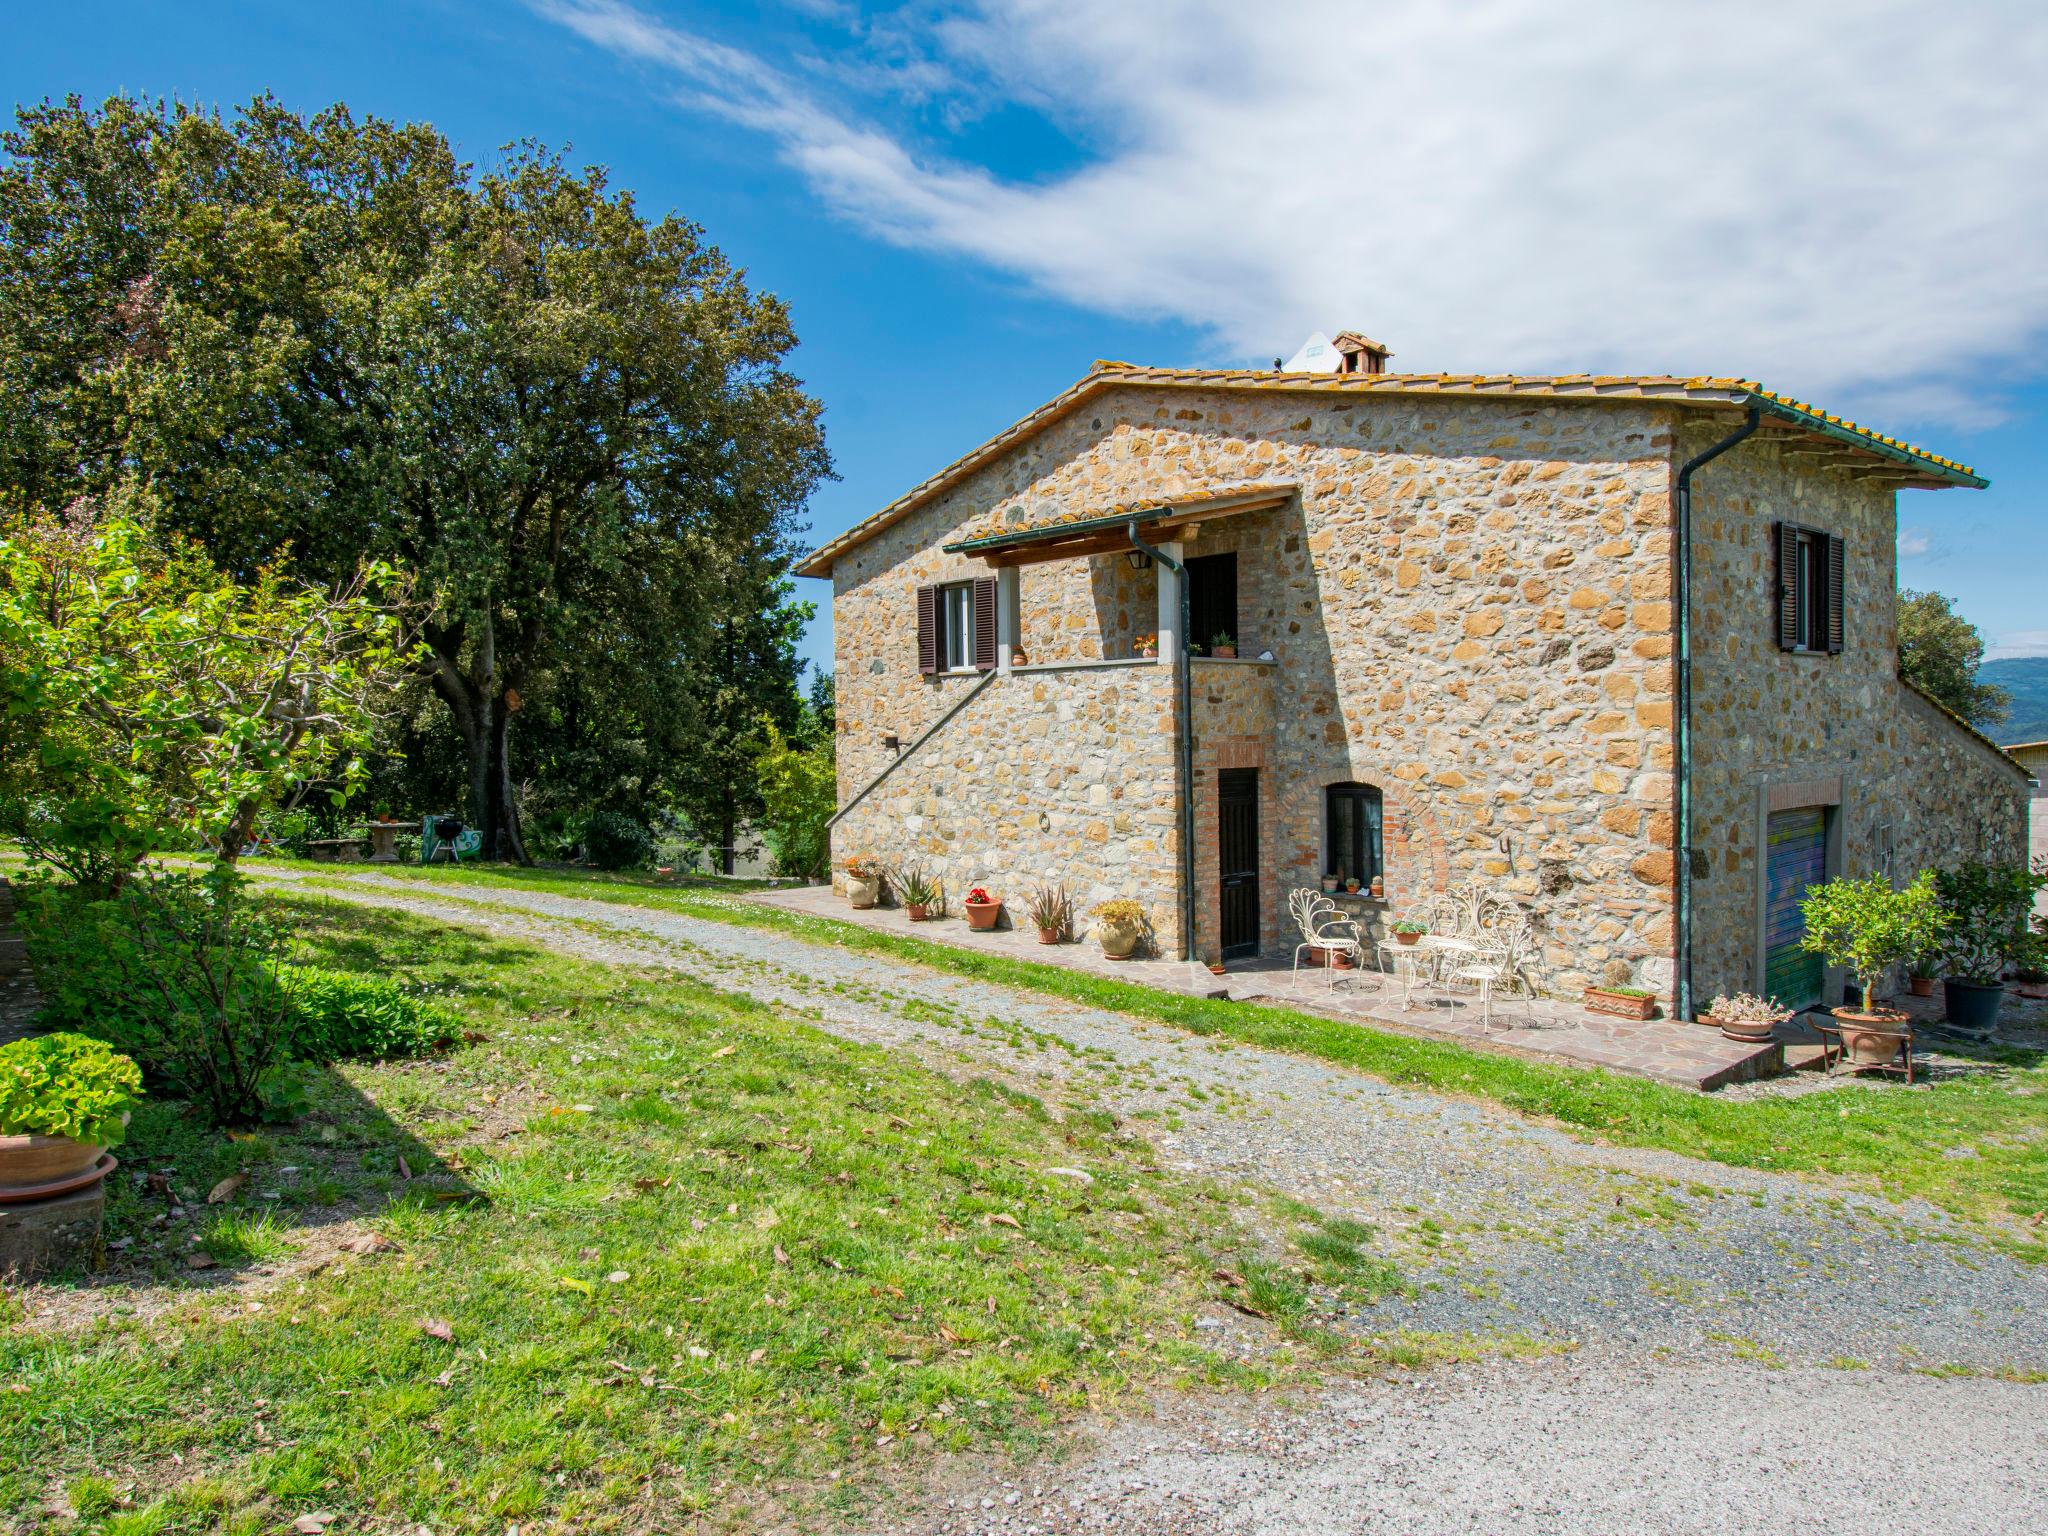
[1907,976,1936,998]
[1096,918,1142,960]
[0,1134,107,1200]
[1394,931,1421,946]
[1716,1018,1776,1044]
[965,899,1001,932]
[846,875,881,910]
[1213,645,1237,659]
[1834,1008,1910,1065]
[1036,927,1061,945]
[906,902,933,922]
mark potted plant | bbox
[1210,632,1237,659]
[1090,898,1148,960]
[844,855,884,910]
[1799,871,1947,1062]
[1391,919,1427,947]
[1025,884,1071,945]
[1584,983,1658,1021]
[1932,862,2047,1035]
[1370,876,1384,899]
[0,1032,142,1199]
[1905,949,1940,998]
[894,864,942,921]
[1135,632,1158,660]
[1701,992,1794,1044]
[1344,877,1361,894]
[964,886,1003,931]
[1320,871,1340,895]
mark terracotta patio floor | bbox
[747,886,1782,1091]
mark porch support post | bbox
[1154,542,1184,656]
[995,566,1020,673]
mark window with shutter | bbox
[916,584,939,675]
[1775,522,1799,651]
[1826,534,1845,654]
[1774,522,1844,655]
[972,576,997,670]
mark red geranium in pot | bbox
[964,886,1002,931]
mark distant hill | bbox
[1982,656,2048,745]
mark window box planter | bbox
[1584,986,1657,1021]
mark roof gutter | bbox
[1126,519,1197,962]
[1674,405,1761,1027]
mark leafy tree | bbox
[0,95,830,861]
[0,502,406,887]
[1898,589,2008,726]
[755,720,834,880]
[670,559,813,874]
[802,669,837,752]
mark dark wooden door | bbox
[1218,768,1260,959]
[1186,552,1239,653]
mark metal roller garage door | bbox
[1764,807,1828,1008]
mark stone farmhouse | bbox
[799,335,2030,1017]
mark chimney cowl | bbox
[1331,331,1392,375]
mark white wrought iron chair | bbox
[1289,888,1363,991]
[1444,906,1535,1027]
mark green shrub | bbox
[281,968,464,1061]
[258,807,319,858]
[1934,862,2047,984]
[0,1032,143,1147]
[581,810,653,871]
[18,869,297,1126]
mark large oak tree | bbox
[0,95,830,859]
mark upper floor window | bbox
[1325,782,1384,885]
[1775,522,1843,655]
[917,577,995,675]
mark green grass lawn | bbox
[3,897,1398,1536]
[264,859,2048,1242]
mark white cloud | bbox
[1897,529,1934,559]
[1988,630,2048,661]
[536,0,2048,429]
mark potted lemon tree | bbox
[1799,872,1947,1065]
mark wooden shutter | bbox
[1825,533,1845,654]
[916,584,938,675]
[972,576,997,671]
[1774,521,1799,651]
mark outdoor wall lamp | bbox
[1125,549,1153,571]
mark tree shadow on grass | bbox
[13,899,550,1313]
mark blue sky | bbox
[10,1,2046,677]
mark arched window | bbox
[1325,783,1384,884]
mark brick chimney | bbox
[1332,332,1392,375]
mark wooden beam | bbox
[977,493,1294,566]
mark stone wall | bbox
[831,383,1685,987]
[831,661,1184,951]
[1685,425,2029,1004]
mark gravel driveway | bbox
[275,872,2048,1531]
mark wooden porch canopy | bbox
[941,483,1299,568]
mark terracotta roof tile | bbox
[797,364,1984,577]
